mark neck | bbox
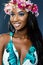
[13,27,28,39]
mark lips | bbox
[13,22,21,27]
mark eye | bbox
[10,12,15,16]
[19,12,25,16]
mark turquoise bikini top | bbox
[2,32,38,65]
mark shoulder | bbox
[0,32,10,49]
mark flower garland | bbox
[4,0,39,17]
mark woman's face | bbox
[10,7,28,31]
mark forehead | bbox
[12,7,26,13]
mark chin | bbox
[15,26,26,31]
[15,27,22,31]
[12,24,26,31]
[13,24,23,31]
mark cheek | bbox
[19,16,27,25]
[10,16,14,22]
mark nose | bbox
[13,15,19,22]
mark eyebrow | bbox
[18,11,25,13]
[11,11,25,14]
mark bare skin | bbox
[12,28,32,65]
[0,33,10,65]
[0,32,32,65]
[0,7,32,65]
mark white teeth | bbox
[14,24,20,26]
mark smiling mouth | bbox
[13,22,21,27]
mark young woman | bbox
[0,0,43,65]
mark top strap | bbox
[9,32,14,41]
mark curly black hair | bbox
[8,11,43,65]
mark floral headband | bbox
[4,0,39,17]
